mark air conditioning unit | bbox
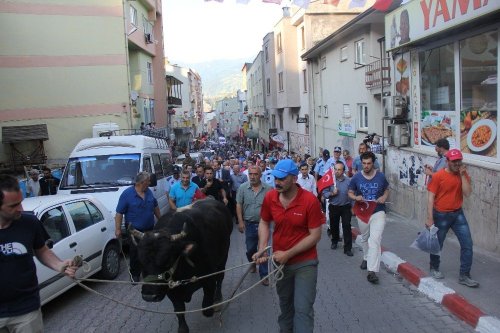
[145,33,153,44]
[383,95,405,118]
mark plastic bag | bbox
[410,226,441,255]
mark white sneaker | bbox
[430,269,444,279]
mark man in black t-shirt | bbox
[199,166,228,205]
[0,175,78,332]
[39,167,60,196]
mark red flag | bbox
[193,188,206,201]
[372,0,399,11]
[323,0,340,6]
[317,168,335,194]
[352,201,378,223]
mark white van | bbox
[58,135,173,228]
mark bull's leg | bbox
[213,276,224,312]
[201,281,216,317]
[172,300,189,333]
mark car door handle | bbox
[101,227,106,232]
[69,242,77,248]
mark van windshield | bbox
[60,154,140,189]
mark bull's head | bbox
[133,221,195,303]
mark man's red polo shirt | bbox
[261,185,325,265]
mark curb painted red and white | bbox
[351,228,500,333]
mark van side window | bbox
[143,157,152,174]
[151,154,164,179]
[160,153,173,176]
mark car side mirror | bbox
[149,174,157,187]
[45,239,54,249]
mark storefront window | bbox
[419,43,456,147]
[459,31,497,158]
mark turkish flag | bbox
[372,0,401,11]
[193,188,206,201]
[317,168,335,194]
[352,201,378,223]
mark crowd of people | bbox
[0,136,478,333]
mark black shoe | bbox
[331,243,337,250]
[360,260,367,270]
[367,271,379,284]
[344,250,353,256]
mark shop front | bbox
[383,0,500,253]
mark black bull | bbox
[131,198,233,333]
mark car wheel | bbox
[98,243,121,280]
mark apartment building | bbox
[302,7,386,157]
[0,0,166,169]
[165,62,204,148]
[244,53,265,148]
[215,97,240,139]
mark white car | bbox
[174,152,203,168]
[22,194,121,305]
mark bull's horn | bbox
[170,230,187,241]
[128,225,144,240]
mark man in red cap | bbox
[426,149,478,287]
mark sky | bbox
[162,0,287,66]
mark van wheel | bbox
[98,243,120,280]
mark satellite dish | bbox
[130,91,139,101]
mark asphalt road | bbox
[42,224,473,333]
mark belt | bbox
[245,220,260,224]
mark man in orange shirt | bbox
[426,149,478,287]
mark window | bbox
[318,105,322,118]
[67,201,94,232]
[265,45,269,62]
[86,201,104,224]
[130,6,137,26]
[272,114,276,128]
[302,69,307,92]
[305,114,309,135]
[142,157,152,173]
[321,56,326,70]
[147,62,153,84]
[340,46,348,62]
[355,39,366,66]
[41,207,70,244]
[358,103,368,130]
[277,33,282,53]
[278,72,284,92]
[323,105,329,118]
[301,27,305,50]
[152,153,164,179]
[266,78,271,95]
[278,112,283,130]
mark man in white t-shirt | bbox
[26,170,41,197]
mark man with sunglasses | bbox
[426,149,478,287]
[254,159,324,333]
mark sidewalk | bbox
[350,211,500,331]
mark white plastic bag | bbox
[410,226,441,255]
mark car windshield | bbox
[60,154,140,189]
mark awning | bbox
[2,124,48,143]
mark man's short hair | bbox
[0,175,20,206]
[135,171,150,184]
[42,166,51,172]
[181,170,191,177]
[435,138,450,150]
[204,166,214,173]
[335,161,345,171]
[360,152,376,163]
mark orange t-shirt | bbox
[427,169,470,212]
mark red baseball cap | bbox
[446,149,463,161]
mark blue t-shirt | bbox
[116,186,158,231]
[348,171,389,213]
[169,181,199,208]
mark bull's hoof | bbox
[178,324,189,333]
[202,308,214,317]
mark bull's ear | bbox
[183,242,197,256]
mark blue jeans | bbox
[245,222,268,278]
[429,208,473,275]
[276,260,318,333]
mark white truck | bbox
[57,134,173,241]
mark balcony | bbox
[167,96,182,106]
[365,58,391,89]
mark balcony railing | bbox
[365,58,391,89]
[168,96,182,106]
